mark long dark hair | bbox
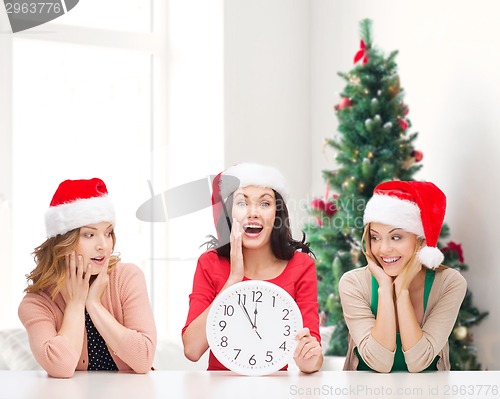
[203,190,314,260]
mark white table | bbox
[1,370,499,399]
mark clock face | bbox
[206,280,303,376]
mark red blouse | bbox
[182,249,321,370]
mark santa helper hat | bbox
[363,180,447,269]
[211,163,289,236]
[45,178,116,238]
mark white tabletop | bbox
[1,370,499,399]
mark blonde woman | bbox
[339,180,466,372]
[19,178,156,378]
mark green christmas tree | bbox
[304,19,488,370]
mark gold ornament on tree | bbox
[388,75,400,97]
[453,325,468,341]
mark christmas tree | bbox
[304,18,488,370]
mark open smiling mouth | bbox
[243,224,263,235]
[381,256,400,264]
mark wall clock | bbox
[206,280,303,375]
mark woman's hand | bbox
[293,327,323,373]
[366,255,393,289]
[60,251,91,307]
[86,259,110,307]
[394,253,422,294]
[225,218,245,287]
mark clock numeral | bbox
[282,308,290,320]
[249,354,256,366]
[234,349,241,359]
[265,351,273,363]
[220,336,228,347]
[279,341,287,351]
[219,320,227,331]
[237,293,247,306]
[252,290,262,303]
[283,325,290,336]
[272,296,276,307]
[222,304,234,316]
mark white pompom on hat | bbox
[45,178,115,238]
[363,180,446,269]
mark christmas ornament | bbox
[453,326,468,341]
[325,201,337,216]
[398,118,409,130]
[311,198,327,213]
[388,76,400,97]
[411,150,423,162]
[334,97,352,112]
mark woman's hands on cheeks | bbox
[60,251,91,307]
[293,327,323,373]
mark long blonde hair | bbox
[25,228,120,300]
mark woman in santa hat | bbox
[182,163,323,373]
[19,178,156,378]
[339,180,467,372]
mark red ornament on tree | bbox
[398,118,409,130]
[311,198,326,212]
[325,201,337,216]
[334,97,352,112]
[411,150,423,162]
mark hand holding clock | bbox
[293,327,323,373]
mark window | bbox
[1,0,223,347]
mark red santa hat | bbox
[45,178,115,238]
[363,180,446,269]
[211,163,289,236]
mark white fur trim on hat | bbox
[221,163,289,203]
[45,196,116,238]
[363,194,424,237]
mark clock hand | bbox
[239,302,256,328]
[252,302,262,340]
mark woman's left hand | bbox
[86,260,110,306]
[394,253,422,293]
[293,327,323,372]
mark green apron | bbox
[355,269,439,371]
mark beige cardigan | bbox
[339,265,466,372]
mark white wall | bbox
[224,0,312,237]
[310,0,500,369]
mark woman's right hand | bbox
[60,251,91,307]
[226,218,244,287]
[366,255,393,289]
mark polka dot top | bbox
[85,309,118,371]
